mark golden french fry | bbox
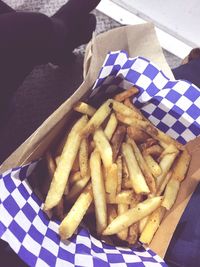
[114,86,139,102]
[112,100,143,119]
[104,113,118,140]
[66,174,91,201]
[127,126,150,143]
[156,171,172,196]
[106,190,134,204]
[143,145,163,158]
[122,143,150,194]
[117,204,129,240]
[116,156,122,193]
[93,128,113,169]
[102,197,163,235]
[105,163,118,197]
[143,154,162,178]
[162,179,180,210]
[170,148,191,182]
[139,206,166,244]
[73,101,96,116]
[69,171,82,185]
[156,146,179,189]
[59,184,93,239]
[111,125,126,161]
[79,138,89,178]
[90,150,107,234]
[116,113,149,128]
[123,98,144,120]
[44,115,88,210]
[81,99,112,137]
[158,143,180,162]
[107,205,117,224]
[127,138,156,194]
[139,216,149,234]
[144,124,184,151]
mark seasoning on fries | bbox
[41,86,191,246]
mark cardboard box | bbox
[1,23,199,263]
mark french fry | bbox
[114,86,139,102]
[121,177,132,190]
[111,125,126,161]
[143,154,162,178]
[112,100,143,119]
[122,157,129,180]
[106,190,134,204]
[156,147,179,189]
[127,138,156,194]
[122,143,150,194]
[116,113,149,128]
[59,183,93,239]
[107,205,118,224]
[81,99,112,137]
[162,149,191,210]
[127,126,150,143]
[158,143,180,162]
[79,138,89,178]
[139,216,149,234]
[139,206,166,244]
[65,174,91,201]
[117,204,129,240]
[69,171,82,185]
[44,115,88,210]
[116,156,123,193]
[93,128,113,169]
[105,163,118,197]
[90,150,107,234]
[104,113,118,140]
[102,197,163,235]
[72,155,80,172]
[123,98,144,120]
[143,145,163,158]
[73,101,96,116]
[128,223,139,244]
[156,171,172,196]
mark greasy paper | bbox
[0,23,198,259]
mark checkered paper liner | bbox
[1,50,200,267]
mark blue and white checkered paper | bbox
[1,50,200,267]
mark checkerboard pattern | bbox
[92,50,200,144]
[0,163,167,267]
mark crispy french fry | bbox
[117,204,129,240]
[44,115,88,210]
[144,124,184,151]
[90,150,107,234]
[73,101,96,116]
[123,98,144,120]
[127,138,156,194]
[105,163,118,197]
[66,174,91,201]
[79,138,89,178]
[143,145,163,158]
[59,184,93,239]
[111,125,126,161]
[158,143,180,162]
[107,205,118,224]
[81,99,112,137]
[112,100,143,119]
[156,171,172,196]
[104,113,118,140]
[69,171,82,185]
[143,154,162,178]
[156,147,179,189]
[139,206,166,244]
[116,156,123,193]
[116,113,149,128]
[127,126,150,143]
[122,143,150,194]
[93,128,113,169]
[102,197,163,235]
[162,179,180,210]
[106,190,134,204]
[114,86,139,102]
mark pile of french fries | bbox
[43,86,191,246]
